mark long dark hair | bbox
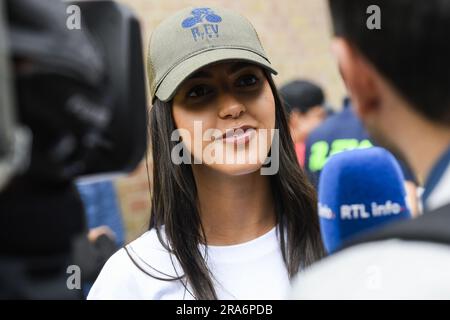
[135,71,324,300]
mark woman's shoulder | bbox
[88,228,185,300]
[127,227,171,254]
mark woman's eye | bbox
[236,74,259,87]
[186,85,213,98]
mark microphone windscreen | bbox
[318,147,412,253]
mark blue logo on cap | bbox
[181,8,222,41]
[182,8,222,28]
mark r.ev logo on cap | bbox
[182,8,222,42]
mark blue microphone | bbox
[318,147,412,254]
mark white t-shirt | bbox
[88,226,290,300]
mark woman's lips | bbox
[220,126,256,145]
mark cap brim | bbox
[154,48,278,102]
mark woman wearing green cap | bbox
[88,6,324,300]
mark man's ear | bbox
[289,110,301,128]
[331,38,381,119]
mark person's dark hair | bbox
[280,80,325,114]
[137,71,324,300]
[328,0,450,125]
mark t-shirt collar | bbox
[422,144,450,210]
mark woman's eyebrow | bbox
[186,62,256,80]
[227,62,254,75]
[187,70,212,80]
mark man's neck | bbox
[398,118,450,185]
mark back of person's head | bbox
[328,0,450,125]
[280,80,325,114]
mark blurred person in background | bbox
[292,0,450,299]
[280,80,328,167]
[76,178,125,248]
[76,178,125,296]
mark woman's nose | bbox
[218,95,246,119]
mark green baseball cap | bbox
[148,6,278,102]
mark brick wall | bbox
[114,0,346,243]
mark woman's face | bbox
[172,61,276,176]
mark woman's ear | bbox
[331,38,381,120]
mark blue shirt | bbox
[76,180,125,246]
